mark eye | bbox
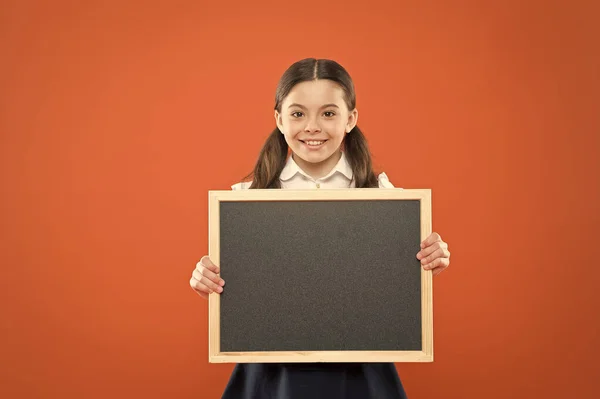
[323,111,336,117]
[291,111,304,118]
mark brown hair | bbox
[245,58,379,189]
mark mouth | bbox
[299,139,328,148]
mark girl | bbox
[190,58,451,399]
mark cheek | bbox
[282,131,300,146]
[282,122,308,140]
[283,119,303,131]
[328,122,348,138]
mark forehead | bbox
[283,80,345,108]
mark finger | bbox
[433,266,446,276]
[190,274,221,296]
[193,270,223,293]
[189,276,209,299]
[423,257,450,271]
[200,276,223,293]
[198,256,220,274]
[195,265,224,285]
[193,268,225,288]
[420,232,442,249]
[416,241,447,260]
[419,247,449,265]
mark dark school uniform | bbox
[221,363,408,399]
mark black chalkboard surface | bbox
[208,188,432,363]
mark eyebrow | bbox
[287,103,340,110]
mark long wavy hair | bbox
[244,58,379,189]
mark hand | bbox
[416,232,450,276]
[189,256,225,299]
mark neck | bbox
[292,150,343,180]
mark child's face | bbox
[275,79,358,167]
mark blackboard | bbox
[208,188,432,363]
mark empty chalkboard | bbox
[208,188,432,363]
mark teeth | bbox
[306,141,324,145]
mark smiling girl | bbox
[190,58,451,399]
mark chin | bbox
[299,150,338,164]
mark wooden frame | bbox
[208,188,433,363]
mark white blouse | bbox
[231,152,399,190]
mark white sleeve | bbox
[377,172,402,189]
[231,181,252,190]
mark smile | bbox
[299,139,328,147]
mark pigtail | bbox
[245,128,288,189]
[344,126,379,188]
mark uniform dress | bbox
[221,152,408,399]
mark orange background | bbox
[1,1,599,398]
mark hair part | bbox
[244,58,378,189]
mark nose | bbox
[304,116,321,133]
